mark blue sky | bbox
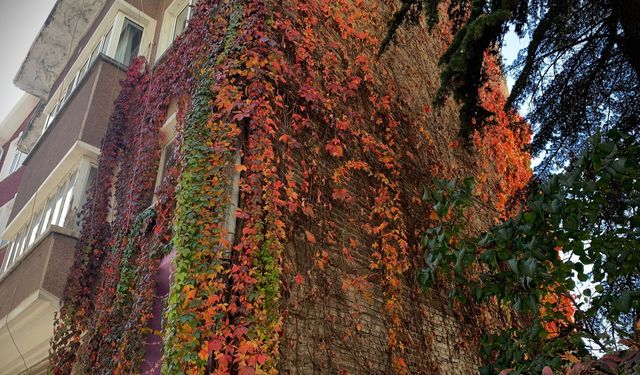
[501,28,530,90]
[0,4,531,128]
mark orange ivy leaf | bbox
[238,341,255,355]
[325,139,344,157]
[256,353,268,365]
[336,118,349,130]
[301,205,315,218]
[304,230,316,244]
[332,188,352,202]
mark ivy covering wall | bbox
[50,1,531,374]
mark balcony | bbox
[0,228,77,374]
[10,55,127,223]
[0,166,24,207]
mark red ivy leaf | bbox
[301,205,315,218]
[208,339,223,353]
[332,188,352,202]
[325,139,344,158]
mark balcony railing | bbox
[0,161,95,276]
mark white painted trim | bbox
[156,0,194,60]
[40,0,157,126]
[1,141,99,240]
[0,289,60,375]
[0,95,38,145]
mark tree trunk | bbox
[616,0,640,77]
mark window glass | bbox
[173,3,190,40]
[114,19,143,66]
[9,150,26,174]
[44,113,53,132]
[9,235,20,264]
[60,87,69,106]
[159,140,176,183]
[63,82,74,103]
[44,102,59,132]
[90,42,101,66]
[51,188,64,227]
[16,231,26,257]
[58,183,75,227]
[71,72,80,92]
[41,205,53,235]
[79,58,90,80]
[101,25,113,54]
[2,242,15,272]
[28,209,43,246]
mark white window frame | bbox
[156,0,196,59]
[155,111,178,191]
[0,134,26,180]
[39,0,156,137]
[0,159,97,275]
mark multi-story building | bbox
[0,1,196,373]
[0,95,39,270]
[0,1,530,374]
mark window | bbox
[172,2,193,41]
[27,209,44,247]
[41,13,150,137]
[101,24,114,55]
[0,136,27,179]
[79,58,91,81]
[115,19,143,66]
[8,150,26,174]
[157,0,196,57]
[159,140,176,184]
[0,163,99,274]
[43,101,58,132]
[155,109,178,192]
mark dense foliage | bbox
[421,130,639,373]
[51,0,534,373]
[382,0,640,174]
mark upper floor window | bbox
[0,161,96,274]
[157,0,196,58]
[115,19,143,66]
[155,110,178,191]
[41,8,154,136]
[0,135,27,180]
[173,1,194,41]
[8,150,26,175]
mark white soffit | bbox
[0,95,38,144]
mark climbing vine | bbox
[51,0,532,374]
[420,131,640,373]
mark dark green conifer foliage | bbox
[381,0,640,174]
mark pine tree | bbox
[381,0,640,174]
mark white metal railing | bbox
[0,163,96,275]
